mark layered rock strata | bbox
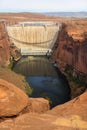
[0,20,21,67]
[0,20,11,66]
[52,23,87,74]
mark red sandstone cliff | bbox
[0,20,11,66]
[0,13,86,75]
[0,88,87,130]
[52,22,87,75]
[0,20,21,67]
[0,13,87,130]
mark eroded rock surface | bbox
[48,91,87,120]
[0,79,28,117]
[23,98,50,114]
[52,23,87,74]
[0,20,21,67]
[0,68,30,92]
[0,13,87,130]
[0,78,50,117]
[0,20,11,66]
[0,91,87,130]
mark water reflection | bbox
[14,56,70,108]
[14,56,58,76]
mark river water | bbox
[13,56,71,108]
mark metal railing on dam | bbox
[7,22,62,56]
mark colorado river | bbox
[13,56,71,108]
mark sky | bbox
[0,0,87,12]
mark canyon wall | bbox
[52,23,87,78]
[0,20,21,67]
[0,20,11,66]
[0,13,87,130]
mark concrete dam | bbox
[7,22,61,55]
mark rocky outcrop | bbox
[52,23,87,75]
[0,91,87,130]
[0,79,28,117]
[0,14,87,130]
[0,78,50,117]
[23,98,50,114]
[0,20,11,66]
[51,23,87,98]
[48,91,87,120]
[0,20,21,67]
[0,67,31,92]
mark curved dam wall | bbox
[7,22,61,55]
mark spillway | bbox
[7,21,61,55]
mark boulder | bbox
[0,79,28,117]
[23,98,50,114]
[1,91,87,130]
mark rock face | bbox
[0,79,28,117]
[0,20,21,67]
[0,14,87,129]
[52,23,87,75]
[0,67,30,92]
[0,20,11,66]
[0,78,50,117]
[24,98,50,114]
[0,91,87,130]
[48,91,87,120]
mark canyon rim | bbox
[0,9,87,130]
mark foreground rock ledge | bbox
[0,79,29,117]
[0,89,87,129]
